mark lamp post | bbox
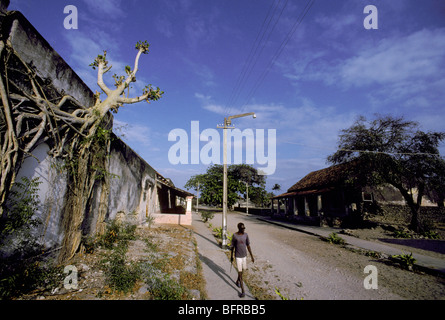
[217,112,256,248]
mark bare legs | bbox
[236,271,245,297]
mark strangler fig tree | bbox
[0,39,163,261]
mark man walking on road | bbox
[230,222,254,298]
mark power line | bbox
[225,0,277,111]
[224,0,285,116]
[240,0,315,112]
[227,0,289,115]
[282,140,443,157]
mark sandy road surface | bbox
[208,212,445,300]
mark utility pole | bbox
[217,112,256,249]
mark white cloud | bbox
[157,166,205,189]
[195,93,242,116]
[202,104,242,117]
[340,28,445,87]
[314,13,358,39]
[195,94,356,161]
[283,27,445,110]
[114,120,151,147]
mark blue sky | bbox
[11,0,445,193]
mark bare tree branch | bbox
[116,93,149,105]
[97,61,112,96]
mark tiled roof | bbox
[288,161,358,192]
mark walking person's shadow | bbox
[198,253,239,292]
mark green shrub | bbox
[212,227,223,239]
[96,220,140,293]
[392,252,416,270]
[102,241,141,294]
[275,287,289,300]
[326,232,345,245]
[96,219,137,249]
[393,230,412,239]
[200,211,215,223]
[421,231,440,239]
[227,232,233,246]
[1,177,42,244]
[212,227,232,244]
[0,259,64,299]
[0,177,60,299]
[419,219,440,239]
[140,255,189,300]
[82,235,97,254]
[118,222,137,241]
[146,273,188,300]
[145,214,155,228]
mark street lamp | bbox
[217,112,256,249]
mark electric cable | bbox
[223,0,288,117]
[240,0,315,112]
[228,0,289,115]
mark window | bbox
[362,192,373,202]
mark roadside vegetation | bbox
[325,232,346,245]
[1,213,206,300]
[82,220,206,300]
[0,176,64,300]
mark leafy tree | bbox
[327,114,445,232]
[246,185,269,207]
[185,164,267,207]
[183,174,207,192]
[229,164,266,188]
[425,160,445,208]
[272,183,281,193]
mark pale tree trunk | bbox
[0,40,163,263]
[58,122,103,263]
[409,183,424,233]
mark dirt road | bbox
[209,212,445,300]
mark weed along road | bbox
[197,211,445,300]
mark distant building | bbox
[270,161,437,227]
